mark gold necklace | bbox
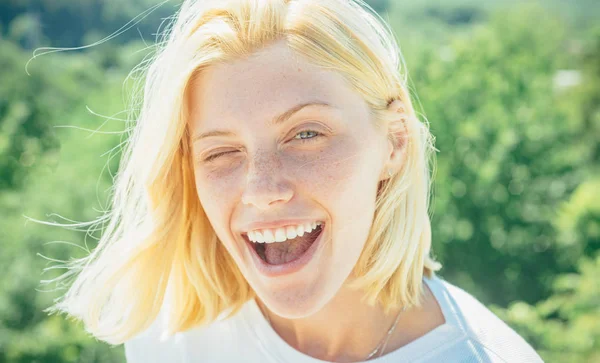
[261,305,407,361]
[363,306,406,360]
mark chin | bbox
[255,280,331,319]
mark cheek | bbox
[289,137,381,261]
[287,136,380,206]
[194,155,245,199]
[193,169,240,235]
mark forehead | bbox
[187,41,368,131]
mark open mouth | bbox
[243,223,325,266]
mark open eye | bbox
[293,130,323,142]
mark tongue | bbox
[264,228,321,265]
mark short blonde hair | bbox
[48,0,441,344]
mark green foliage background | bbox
[0,0,598,362]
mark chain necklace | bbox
[363,305,406,360]
[261,305,407,361]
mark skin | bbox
[188,39,445,362]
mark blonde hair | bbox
[48,0,441,344]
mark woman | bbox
[51,0,544,362]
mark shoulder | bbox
[124,304,246,363]
[124,305,180,363]
[430,276,544,363]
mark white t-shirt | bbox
[124,275,544,362]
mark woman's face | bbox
[188,40,391,318]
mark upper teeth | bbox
[247,221,322,243]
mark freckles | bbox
[290,149,357,195]
[314,162,344,183]
[195,168,238,204]
[323,143,362,179]
[202,160,245,183]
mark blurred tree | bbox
[364,0,390,13]
[0,0,174,48]
[0,38,133,363]
[423,4,484,26]
[575,27,600,163]
[0,39,59,191]
[405,5,599,307]
[494,177,600,362]
[495,251,600,363]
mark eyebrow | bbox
[192,101,333,142]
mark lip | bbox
[244,223,326,278]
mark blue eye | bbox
[294,130,322,141]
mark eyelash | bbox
[203,130,323,162]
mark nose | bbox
[241,154,294,210]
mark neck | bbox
[256,283,412,362]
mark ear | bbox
[379,99,409,181]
